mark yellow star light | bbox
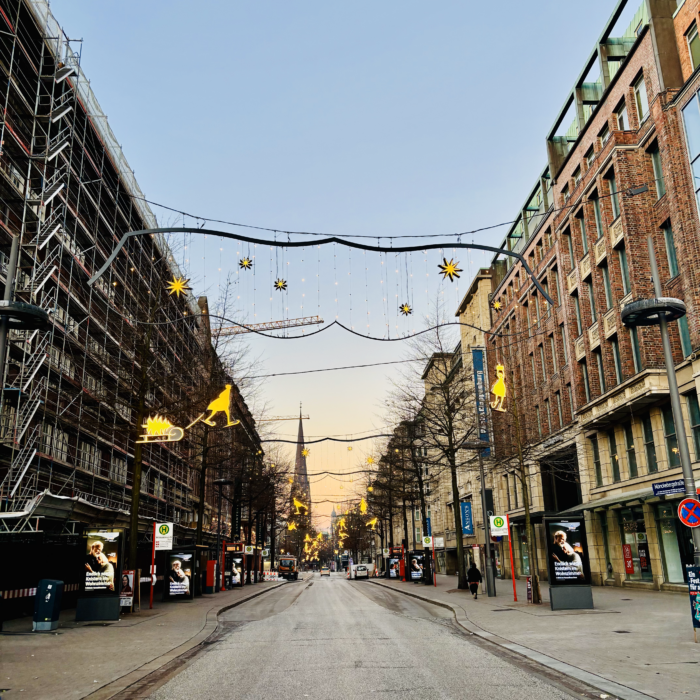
[366,456,375,465]
[367,486,373,492]
[347,446,352,451]
[239,257,253,270]
[166,276,192,298]
[274,278,287,292]
[492,300,503,312]
[399,303,412,316]
[438,258,462,282]
[302,448,310,457]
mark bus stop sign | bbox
[678,498,700,527]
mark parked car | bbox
[353,565,369,579]
[320,567,331,577]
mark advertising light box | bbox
[165,549,195,600]
[544,519,591,586]
[84,530,122,595]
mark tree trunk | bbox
[449,460,468,589]
[195,425,210,545]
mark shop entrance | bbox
[656,503,695,583]
[620,507,652,582]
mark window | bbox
[625,422,638,478]
[573,294,583,336]
[663,223,679,278]
[630,326,642,373]
[530,354,537,387]
[536,405,542,437]
[551,268,561,305]
[566,230,575,268]
[562,184,570,203]
[573,166,582,186]
[79,441,100,474]
[600,123,610,146]
[618,247,631,295]
[549,335,558,374]
[650,144,665,198]
[567,383,575,417]
[592,195,604,237]
[616,101,629,130]
[682,92,700,213]
[678,315,692,357]
[608,429,621,482]
[662,406,681,468]
[688,22,700,71]
[587,281,597,322]
[688,391,700,459]
[111,455,128,484]
[609,175,620,219]
[611,338,623,385]
[539,344,547,379]
[545,399,552,432]
[560,325,568,364]
[556,391,564,427]
[634,74,649,123]
[643,414,658,473]
[595,350,606,394]
[602,265,613,309]
[534,292,541,322]
[591,435,603,487]
[581,360,591,402]
[585,147,595,169]
[578,212,588,254]
[504,475,512,511]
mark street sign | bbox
[244,545,254,555]
[678,498,700,528]
[154,522,173,550]
[434,536,445,548]
[343,550,349,555]
[382,548,390,557]
[422,535,433,547]
[652,479,685,497]
[261,549,269,557]
[490,515,509,537]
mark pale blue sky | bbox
[52,0,640,526]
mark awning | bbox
[556,487,654,516]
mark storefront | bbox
[619,507,653,582]
[655,501,695,584]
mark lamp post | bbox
[214,478,233,592]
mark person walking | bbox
[467,561,482,599]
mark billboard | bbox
[409,552,424,580]
[389,558,400,578]
[167,551,195,599]
[120,570,135,607]
[84,530,121,594]
[544,519,591,586]
[472,349,491,456]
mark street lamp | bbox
[214,478,233,592]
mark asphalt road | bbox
[149,573,579,700]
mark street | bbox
[148,575,579,700]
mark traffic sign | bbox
[154,522,173,550]
[262,549,269,557]
[652,479,685,497]
[490,515,509,537]
[678,498,700,528]
[422,535,433,547]
[244,545,254,554]
[382,548,390,557]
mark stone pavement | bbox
[0,580,286,700]
[368,575,698,700]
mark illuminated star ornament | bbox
[438,258,462,282]
[166,276,191,298]
[274,278,287,292]
[239,257,253,271]
[491,300,503,312]
[366,456,375,465]
[399,303,412,316]
[301,447,310,457]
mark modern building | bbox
[486,0,700,590]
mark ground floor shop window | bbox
[600,512,613,579]
[436,551,446,574]
[656,503,694,583]
[620,507,652,582]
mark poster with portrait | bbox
[388,558,399,578]
[228,556,244,587]
[409,552,424,580]
[544,519,591,586]
[167,551,194,599]
[84,530,122,594]
[120,570,135,607]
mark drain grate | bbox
[613,630,631,633]
[492,609,515,612]
[621,598,632,601]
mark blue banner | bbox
[460,501,474,536]
[426,517,431,536]
[472,349,491,456]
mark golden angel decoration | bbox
[490,364,507,412]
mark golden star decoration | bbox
[438,257,462,282]
[301,448,310,457]
[366,456,375,465]
[399,303,412,316]
[347,446,352,451]
[166,276,192,298]
[274,278,287,292]
[239,257,253,270]
[491,300,503,312]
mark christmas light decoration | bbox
[366,517,378,530]
[186,385,241,429]
[491,300,502,312]
[288,522,297,531]
[366,456,375,465]
[274,278,287,292]
[136,415,184,444]
[359,498,367,514]
[399,302,412,316]
[293,497,308,515]
[165,276,191,298]
[239,257,253,270]
[302,448,310,457]
[438,257,462,282]
[490,363,507,412]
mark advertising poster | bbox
[389,558,399,578]
[120,570,135,607]
[84,530,121,593]
[544,519,590,586]
[687,567,700,629]
[168,552,194,598]
[409,553,424,580]
[229,556,244,587]
[460,501,474,536]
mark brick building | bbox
[486,0,700,591]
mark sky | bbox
[51,0,642,529]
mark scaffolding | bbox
[0,0,261,536]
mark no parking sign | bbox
[678,498,700,528]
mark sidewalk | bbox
[0,581,286,700]
[368,575,698,700]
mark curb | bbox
[85,581,287,700]
[368,580,655,700]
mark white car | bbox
[353,565,369,579]
[320,567,331,577]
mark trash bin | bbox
[33,579,64,631]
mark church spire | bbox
[294,404,310,502]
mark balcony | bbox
[603,308,616,338]
[580,253,591,280]
[567,268,578,294]
[588,322,600,350]
[609,217,624,248]
[619,292,633,312]
[595,237,607,265]
[575,334,586,361]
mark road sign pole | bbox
[149,521,156,610]
[506,515,517,602]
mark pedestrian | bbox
[467,562,482,599]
